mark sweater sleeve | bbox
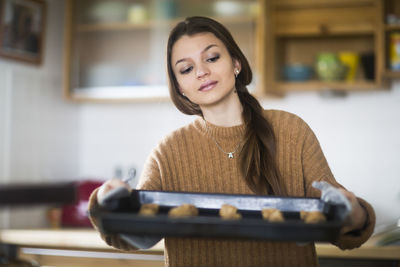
[301,119,375,250]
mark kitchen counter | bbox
[0,229,399,266]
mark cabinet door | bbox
[64,0,259,101]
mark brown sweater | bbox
[89,109,375,267]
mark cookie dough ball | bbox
[300,211,326,224]
[138,203,159,216]
[261,208,284,222]
[168,204,198,217]
[219,204,242,220]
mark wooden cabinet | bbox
[63,0,259,101]
[261,0,384,95]
[63,0,398,101]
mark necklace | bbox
[203,119,242,159]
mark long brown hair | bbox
[167,16,285,195]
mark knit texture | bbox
[89,109,375,267]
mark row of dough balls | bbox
[138,203,198,217]
[219,204,326,224]
[138,203,326,224]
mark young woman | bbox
[89,16,375,267]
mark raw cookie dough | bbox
[138,203,159,216]
[261,208,284,222]
[300,211,326,224]
[219,204,242,220]
[168,204,198,217]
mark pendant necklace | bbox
[204,119,242,159]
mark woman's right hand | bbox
[97,178,131,205]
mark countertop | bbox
[0,229,399,260]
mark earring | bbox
[234,69,239,78]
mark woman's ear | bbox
[178,87,185,96]
[233,59,241,73]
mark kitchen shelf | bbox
[383,71,400,79]
[385,24,400,31]
[274,25,375,37]
[272,0,375,9]
[275,81,378,92]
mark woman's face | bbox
[171,32,240,108]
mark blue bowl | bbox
[283,64,313,81]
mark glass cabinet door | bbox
[64,0,259,101]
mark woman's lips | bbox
[199,80,218,91]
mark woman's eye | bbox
[207,55,220,62]
[180,66,193,74]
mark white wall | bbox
[0,1,80,228]
[78,83,400,232]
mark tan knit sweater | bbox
[89,109,375,267]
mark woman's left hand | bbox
[338,189,367,234]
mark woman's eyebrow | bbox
[175,44,218,66]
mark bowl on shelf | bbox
[283,64,313,81]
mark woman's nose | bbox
[196,64,209,79]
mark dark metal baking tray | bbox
[95,190,347,242]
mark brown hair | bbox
[167,16,285,195]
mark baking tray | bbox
[95,190,348,242]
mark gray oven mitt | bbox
[98,186,162,249]
[312,181,352,219]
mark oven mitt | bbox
[312,181,352,219]
[120,234,163,250]
[98,186,163,249]
[98,186,130,211]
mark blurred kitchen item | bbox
[376,218,400,246]
[128,4,148,24]
[0,182,76,206]
[61,180,103,227]
[360,52,375,80]
[387,14,400,25]
[283,64,313,81]
[315,53,348,81]
[213,1,245,16]
[338,52,359,81]
[89,1,127,23]
[47,207,62,229]
[389,32,400,71]
[153,0,177,19]
[0,244,39,266]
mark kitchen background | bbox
[0,0,399,235]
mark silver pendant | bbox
[228,152,234,159]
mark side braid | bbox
[238,90,285,195]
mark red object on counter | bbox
[61,180,103,227]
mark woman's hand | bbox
[338,188,367,234]
[97,178,131,205]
